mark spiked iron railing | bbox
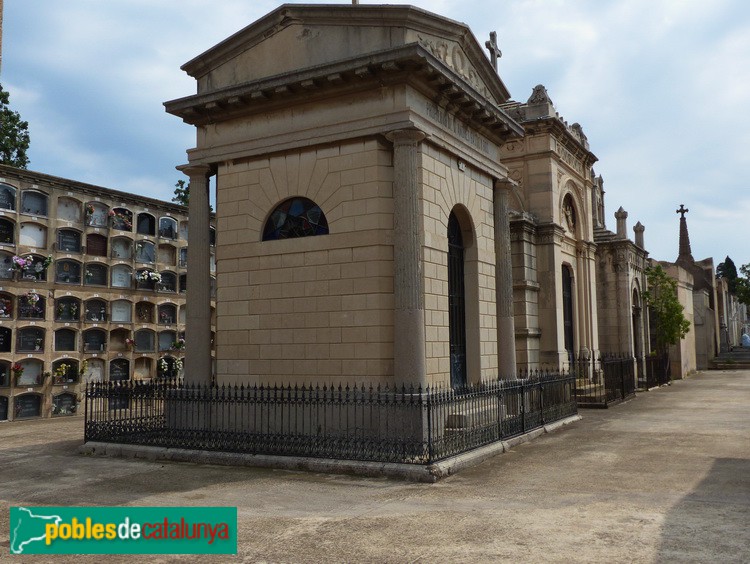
[84,372,577,465]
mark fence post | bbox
[426,387,433,463]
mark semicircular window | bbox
[262,197,329,241]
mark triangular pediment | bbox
[183,4,510,105]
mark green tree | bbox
[644,265,691,353]
[172,179,189,207]
[172,179,213,211]
[717,256,738,293]
[734,263,750,307]
[0,84,30,168]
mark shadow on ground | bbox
[656,457,750,563]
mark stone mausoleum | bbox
[166,4,654,389]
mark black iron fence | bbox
[640,353,671,389]
[569,355,636,408]
[84,372,577,465]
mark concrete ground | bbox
[1,369,748,563]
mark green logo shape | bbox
[10,506,237,555]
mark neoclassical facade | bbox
[167,4,661,389]
[166,5,524,387]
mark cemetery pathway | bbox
[1,369,748,563]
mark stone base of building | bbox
[79,414,581,482]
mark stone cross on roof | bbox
[485,31,501,72]
[676,204,689,218]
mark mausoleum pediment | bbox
[180,4,510,105]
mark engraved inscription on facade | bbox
[424,102,491,155]
[552,139,584,174]
[417,35,491,100]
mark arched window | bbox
[0,183,16,211]
[86,233,108,257]
[135,240,155,263]
[0,293,13,319]
[21,190,48,216]
[158,304,176,325]
[83,328,107,352]
[110,300,132,323]
[159,217,177,239]
[85,202,109,227]
[111,264,132,288]
[110,207,133,231]
[54,328,77,351]
[84,299,107,322]
[17,326,45,352]
[57,197,82,223]
[52,359,79,383]
[19,223,47,248]
[55,297,81,321]
[18,293,45,319]
[0,218,14,245]
[158,272,177,293]
[84,263,108,286]
[262,197,329,241]
[56,260,82,284]
[134,329,155,352]
[110,237,131,259]
[136,213,155,236]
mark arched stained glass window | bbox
[262,197,329,241]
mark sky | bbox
[3,0,750,266]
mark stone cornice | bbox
[181,4,511,101]
[0,164,198,215]
[165,44,524,143]
[521,117,597,169]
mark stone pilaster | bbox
[494,179,517,379]
[386,129,426,387]
[178,164,213,385]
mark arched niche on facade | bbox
[84,262,108,286]
[56,259,82,284]
[110,237,131,260]
[111,264,132,288]
[136,213,156,236]
[110,299,132,323]
[83,328,107,353]
[19,223,47,248]
[21,190,48,216]
[16,359,44,386]
[0,183,17,211]
[85,202,109,227]
[57,228,82,253]
[54,328,77,352]
[14,393,42,418]
[55,296,80,321]
[57,197,82,223]
[84,298,108,323]
[86,233,108,257]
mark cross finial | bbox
[485,31,502,72]
[676,204,689,218]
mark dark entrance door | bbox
[448,212,467,388]
[562,265,574,362]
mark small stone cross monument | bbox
[485,31,502,71]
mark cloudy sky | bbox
[3,0,749,265]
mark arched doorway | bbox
[448,211,467,388]
[562,265,575,362]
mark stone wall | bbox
[215,139,397,385]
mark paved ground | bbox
[1,369,748,563]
